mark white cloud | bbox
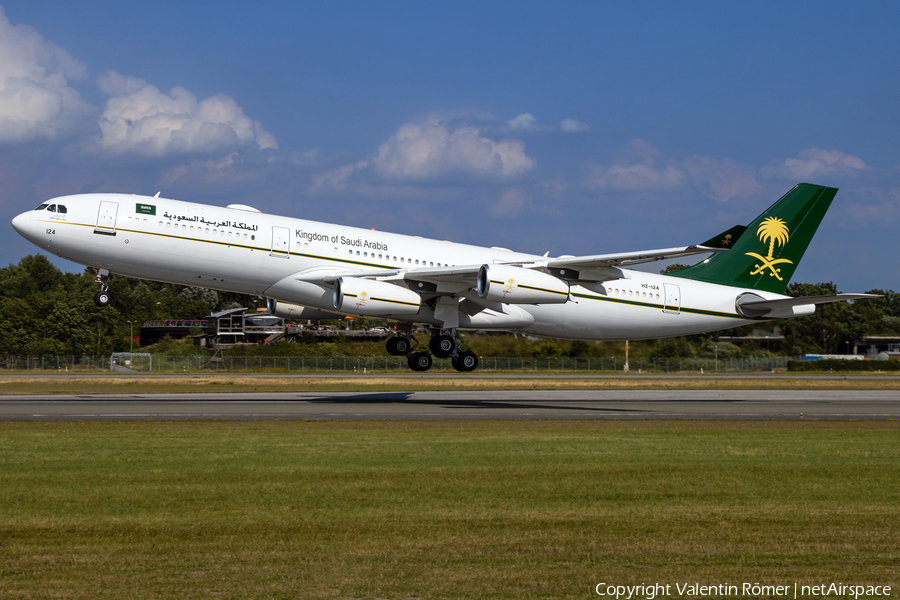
[309,159,369,192]
[843,187,900,225]
[96,71,277,156]
[682,155,764,202]
[508,113,541,131]
[584,162,685,191]
[0,7,91,143]
[491,186,533,218]
[560,118,589,133]
[761,148,869,180]
[583,140,686,191]
[308,118,536,199]
[373,120,534,181]
[507,113,589,133]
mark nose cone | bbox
[11,211,31,236]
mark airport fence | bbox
[2,354,798,374]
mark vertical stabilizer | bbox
[669,183,836,293]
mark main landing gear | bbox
[385,326,478,372]
[386,324,433,372]
[92,268,111,307]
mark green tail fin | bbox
[669,183,837,293]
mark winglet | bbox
[700,225,747,249]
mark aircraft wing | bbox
[317,265,481,285]
[540,245,724,270]
[314,245,725,289]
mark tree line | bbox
[1,255,896,358]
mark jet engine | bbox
[266,299,343,320]
[333,277,421,316]
[477,264,570,304]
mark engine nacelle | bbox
[333,277,421,316]
[477,264,570,304]
[266,299,343,320]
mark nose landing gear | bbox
[92,268,111,307]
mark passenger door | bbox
[94,201,118,235]
[270,226,290,258]
[663,283,681,314]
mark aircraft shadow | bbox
[302,392,652,413]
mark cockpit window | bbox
[56,205,67,213]
[47,205,57,213]
[34,203,48,211]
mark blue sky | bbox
[1,1,898,292]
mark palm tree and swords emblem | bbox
[745,216,793,281]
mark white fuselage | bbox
[11,193,785,340]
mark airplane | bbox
[11,183,876,372]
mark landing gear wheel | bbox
[93,291,111,307]
[386,336,411,356]
[408,352,433,372]
[452,350,478,372]
[429,334,455,358]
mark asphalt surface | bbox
[1,390,898,420]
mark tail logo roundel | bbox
[745,216,793,281]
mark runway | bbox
[1,390,898,420]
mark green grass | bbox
[1,420,898,599]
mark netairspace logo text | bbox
[595,582,892,599]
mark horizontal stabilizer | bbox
[739,293,880,310]
[736,293,880,318]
